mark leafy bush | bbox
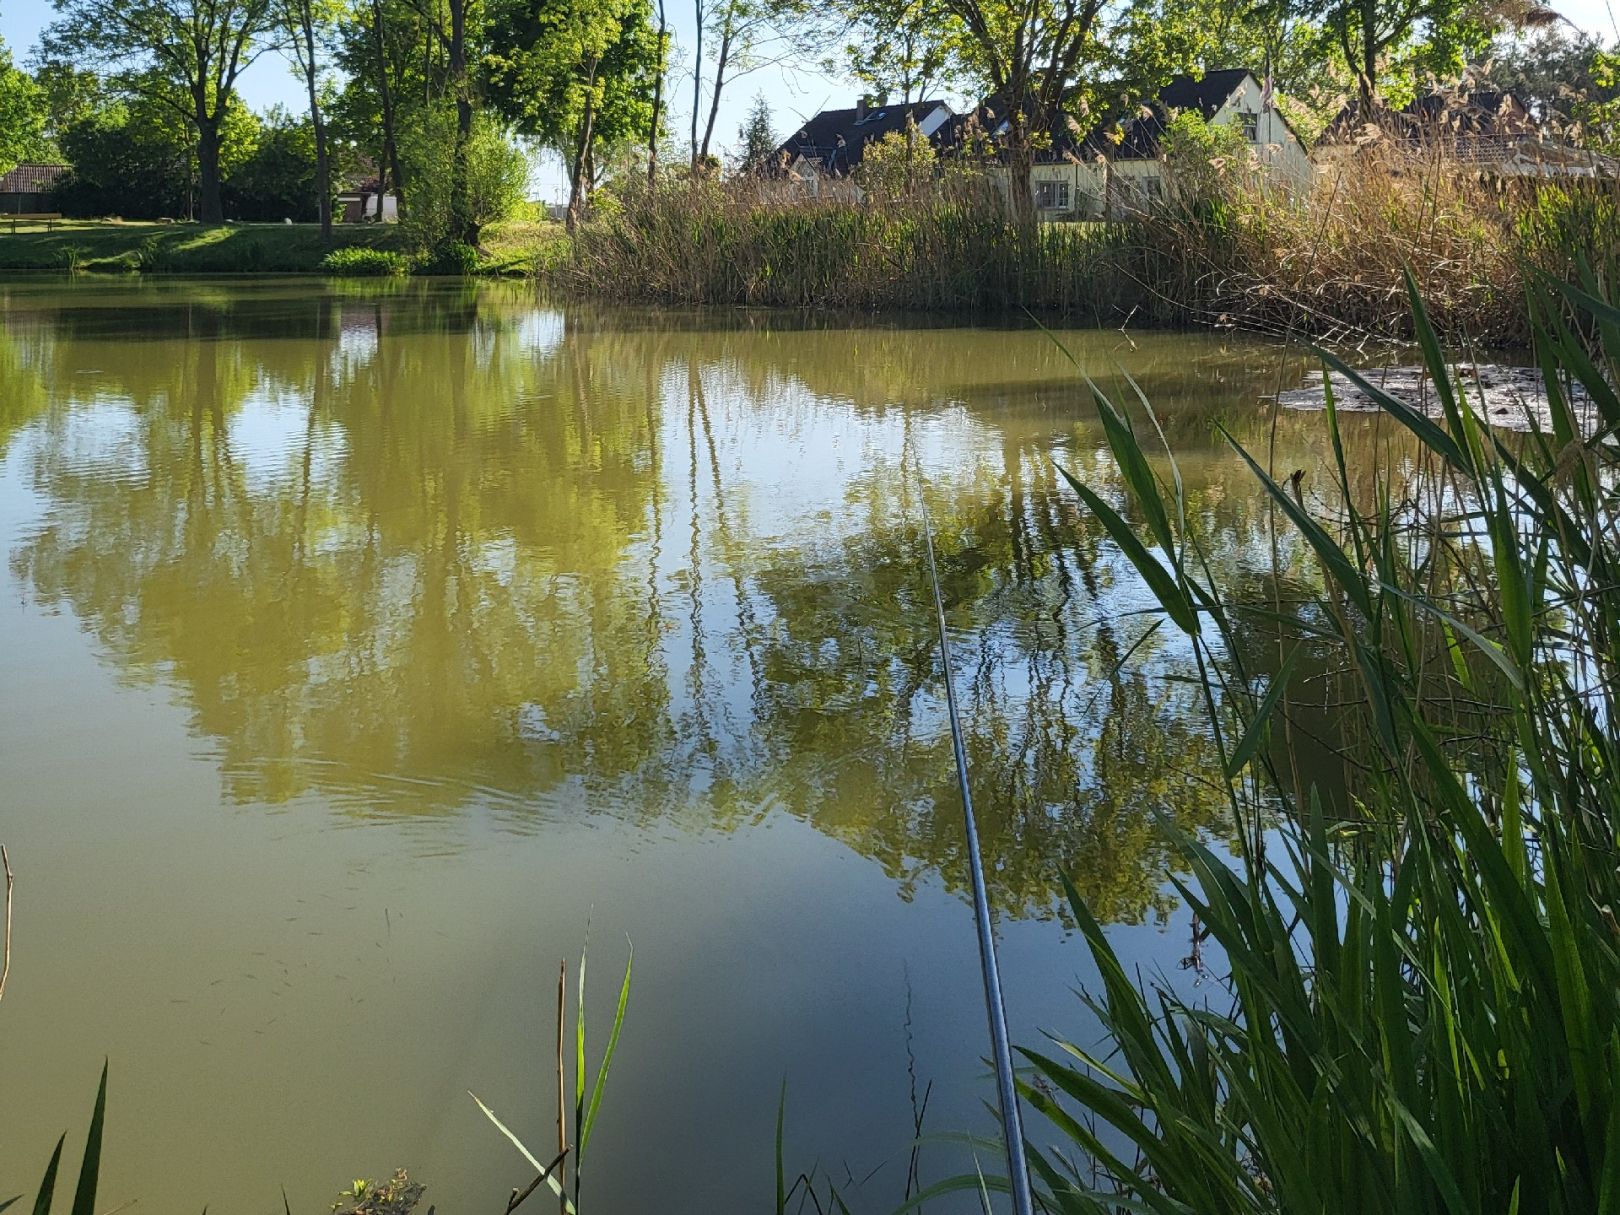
[421,240,479,275]
[320,247,411,277]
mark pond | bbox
[0,279,1391,1213]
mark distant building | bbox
[0,164,68,215]
[952,70,1309,219]
[337,178,399,223]
[774,98,955,192]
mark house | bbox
[959,71,1309,219]
[773,98,955,185]
[337,177,399,223]
[1319,90,1617,178]
[0,164,68,215]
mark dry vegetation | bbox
[556,146,1618,346]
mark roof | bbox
[1084,70,1256,160]
[776,101,952,174]
[0,164,67,194]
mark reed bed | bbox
[560,151,1619,346]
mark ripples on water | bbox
[0,279,1393,1213]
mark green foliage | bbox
[1000,277,1620,1213]
[736,92,776,174]
[222,107,325,221]
[1158,108,1253,205]
[853,120,939,198]
[320,246,412,275]
[399,106,529,250]
[329,1169,424,1215]
[0,42,48,176]
[52,91,261,220]
[423,239,481,273]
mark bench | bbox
[7,214,65,233]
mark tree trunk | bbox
[689,0,703,168]
[370,0,407,214]
[567,87,597,233]
[697,15,732,168]
[647,0,667,187]
[197,113,225,224]
[1005,110,1035,227]
[298,5,332,239]
[1357,0,1378,115]
[447,0,477,245]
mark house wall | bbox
[987,163,1106,219]
[1210,77,1313,191]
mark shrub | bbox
[320,247,411,277]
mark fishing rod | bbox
[917,487,1036,1215]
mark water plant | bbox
[2,1062,107,1215]
[470,938,631,1213]
[997,270,1620,1211]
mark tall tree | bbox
[278,0,336,237]
[0,42,47,175]
[1304,0,1495,113]
[824,0,953,104]
[689,0,791,168]
[646,0,668,184]
[944,0,1111,223]
[487,0,658,226]
[44,0,281,222]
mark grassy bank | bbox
[557,153,1618,345]
[0,219,565,275]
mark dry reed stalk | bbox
[0,845,10,1002]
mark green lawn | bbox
[0,221,409,274]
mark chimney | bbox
[856,96,869,124]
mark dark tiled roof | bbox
[0,163,67,194]
[777,101,951,174]
[1083,70,1255,160]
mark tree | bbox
[1303,0,1495,114]
[943,0,1112,224]
[53,88,259,218]
[277,0,339,238]
[487,0,659,227]
[736,91,775,172]
[0,42,47,175]
[43,0,281,223]
[689,0,793,169]
[222,105,331,219]
[822,0,954,104]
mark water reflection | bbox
[2,281,1378,924]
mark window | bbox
[1237,111,1259,141]
[1035,180,1070,210]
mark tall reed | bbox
[558,156,1619,346]
[984,272,1620,1212]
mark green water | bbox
[0,279,1384,1212]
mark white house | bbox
[984,69,1312,220]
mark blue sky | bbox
[4,0,1618,201]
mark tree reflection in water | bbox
[2,280,1393,924]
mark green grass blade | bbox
[1056,464,1198,634]
[68,1062,106,1215]
[1224,646,1300,779]
[29,1135,65,1215]
[775,1080,787,1215]
[580,941,632,1154]
[468,1091,575,1214]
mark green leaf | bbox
[1224,647,1300,779]
[1056,464,1198,635]
[30,1134,65,1215]
[580,941,632,1154]
[68,1062,106,1215]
